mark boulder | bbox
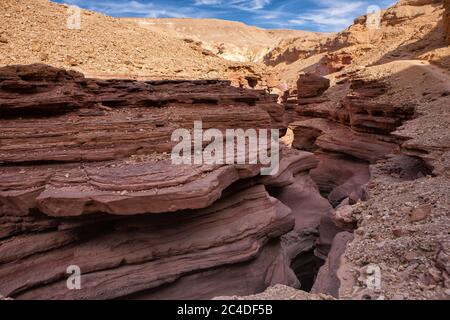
[297,73,330,99]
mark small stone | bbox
[404,252,418,261]
[39,52,49,61]
[31,41,41,52]
[409,205,431,222]
[0,36,8,44]
[65,55,79,66]
[392,228,408,238]
[428,268,442,282]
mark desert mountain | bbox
[125,18,327,63]
[272,0,450,85]
[0,0,270,84]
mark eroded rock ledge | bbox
[288,59,450,299]
[0,64,330,299]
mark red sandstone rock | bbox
[291,118,398,163]
[0,64,301,300]
[445,0,450,44]
[271,174,332,231]
[296,73,330,99]
[311,153,370,207]
[311,232,354,297]
[331,205,358,231]
[0,185,294,299]
[319,51,354,74]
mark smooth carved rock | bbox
[0,64,301,300]
[0,185,294,299]
[311,153,370,207]
[311,232,354,298]
[0,64,287,165]
[269,174,332,231]
[291,118,398,163]
[297,73,330,99]
[128,232,299,299]
[0,160,263,217]
[295,78,415,135]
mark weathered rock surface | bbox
[296,73,330,99]
[216,284,335,300]
[0,64,289,218]
[0,0,269,82]
[445,0,450,44]
[287,55,450,300]
[2,185,294,299]
[312,232,354,298]
[0,64,314,300]
[291,118,398,164]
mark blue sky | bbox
[53,0,397,32]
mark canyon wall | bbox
[0,64,332,299]
[125,18,315,64]
[445,0,450,44]
[289,58,450,299]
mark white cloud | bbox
[60,0,211,18]
[288,19,306,25]
[195,0,271,10]
[194,0,222,5]
[290,0,369,31]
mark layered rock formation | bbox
[446,0,450,44]
[0,64,337,299]
[1,0,449,302]
[296,73,330,99]
[0,0,269,84]
[286,58,449,300]
[125,18,312,64]
[311,232,354,297]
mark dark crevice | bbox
[290,248,325,292]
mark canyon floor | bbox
[0,0,449,300]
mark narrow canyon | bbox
[0,0,449,300]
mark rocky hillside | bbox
[272,0,450,300]
[125,18,321,63]
[0,0,269,84]
[273,0,449,85]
